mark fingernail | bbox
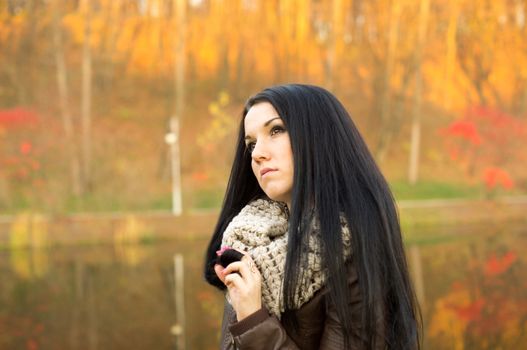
[221,246,231,252]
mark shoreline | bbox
[1,196,526,247]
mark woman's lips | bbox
[260,168,276,177]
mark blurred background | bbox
[0,0,526,349]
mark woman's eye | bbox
[270,125,285,136]
[246,142,256,153]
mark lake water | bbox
[0,224,525,349]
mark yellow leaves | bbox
[192,36,220,76]
[0,12,25,44]
[197,91,236,154]
[218,91,230,106]
[122,18,175,75]
[61,12,106,50]
[115,17,142,52]
[62,12,84,42]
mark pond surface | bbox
[0,225,525,349]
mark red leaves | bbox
[20,141,33,155]
[484,251,517,277]
[26,339,38,350]
[441,106,526,190]
[0,108,40,129]
[443,120,482,145]
[0,108,43,184]
[465,106,526,137]
[483,167,514,190]
[447,298,485,322]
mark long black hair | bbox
[204,84,420,349]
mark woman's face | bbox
[244,102,294,208]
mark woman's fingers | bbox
[214,264,226,284]
[222,258,261,281]
[219,252,262,321]
[224,271,246,289]
[241,254,260,276]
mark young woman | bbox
[204,84,420,349]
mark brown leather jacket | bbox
[219,263,386,349]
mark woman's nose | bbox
[251,140,269,161]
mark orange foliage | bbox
[191,171,208,182]
[447,298,485,322]
[484,251,517,277]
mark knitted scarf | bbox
[221,198,351,318]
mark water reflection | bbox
[8,214,49,279]
[113,216,151,267]
[0,226,525,349]
[420,229,526,349]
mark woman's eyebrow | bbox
[244,117,281,141]
[263,117,281,127]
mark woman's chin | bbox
[262,191,290,205]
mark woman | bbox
[204,84,420,349]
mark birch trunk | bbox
[53,0,82,196]
[171,0,186,217]
[443,0,459,109]
[375,0,401,164]
[326,0,343,91]
[408,0,431,184]
[81,0,92,190]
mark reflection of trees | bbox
[0,239,224,349]
[427,237,527,349]
[7,229,525,348]
[9,213,49,279]
[113,215,150,266]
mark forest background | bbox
[1,0,526,214]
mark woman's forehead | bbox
[244,102,282,132]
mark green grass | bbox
[2,180,524,215]
[390,180,483,200]
[191,188,224,209]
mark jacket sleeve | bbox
[219,297,356,350]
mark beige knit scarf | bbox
[221,198,351,318]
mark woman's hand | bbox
[214,252,262,321]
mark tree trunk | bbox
[375,0,401,164]
[326,0,343,91]
[170,0,186,216]
[408,0,431,185]
[295,0,310,81]
[81,0,93,191]
[52,0,82,197]
[442,0,459,109]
